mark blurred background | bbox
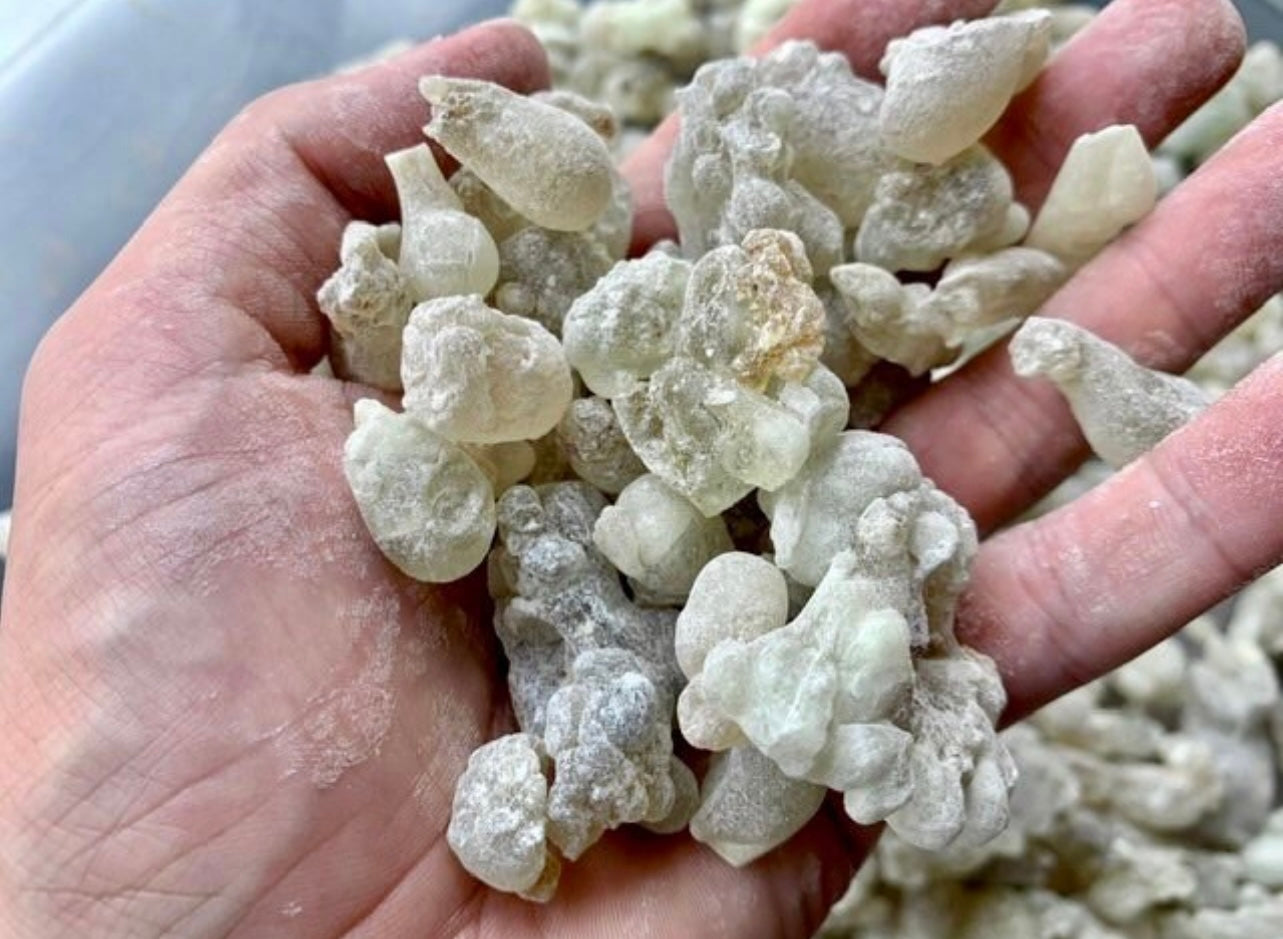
[0,0,1279,516]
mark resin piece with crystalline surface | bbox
[401,295,574,445]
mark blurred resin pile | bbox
[315,0,1283,928]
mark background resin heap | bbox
[320,0,1283,921]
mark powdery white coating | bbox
[555,396,646,495]
[675,552,789,678]
[664,46,847,272]
[484,483,693,880]
[316,221,413,390]
[760,431,978,620]
[689,744,827,866]
[490,483,683,734]
[542,648,692,858]
[883,650,1016,850]
[384,145,500,300]
[401,296,574,445]
[1024,125,1157,268]
[878,12,1052,165]
[856,147,1016,273]
[447,733,558,900]
[421,76,614,232]
[1009,317,1209,468]
[562,253,691,398]
[592,474,733,605]
[343,399,495,583]
[754,42,888,228]
[678,229,826,391]
[613,358,810,515]
[494,228,615,336]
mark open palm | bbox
[2,2,1282,937]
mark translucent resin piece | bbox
[592,474,733,605]
[855,147,1016,273]
[1009,317,1209,468]
[343,399,495,583]
[879,12,1052,165]
[421,76,614,232]
[1025,125,1157,268]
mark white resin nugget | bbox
[1025,125,1157,268]
[343,399,495,583]
[562,252,691,398]
[421,76,614,232]
[316,221,413,390]
[1009,317,1209,468]
[878,12,1052,165]
[592,474,733,605]
[447,733,558,901]
[855,147,1017,273]
[384,144,500,300]
[401,295,574,445]
[675,552,790,679]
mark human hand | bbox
[0,2,1278,938]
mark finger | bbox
[883,102,1283,533]
[622,0,999,251]
[54,20,548,385]
[987,0,1245,209]
[958,353,1283,721]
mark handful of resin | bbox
[324,10,1164,902]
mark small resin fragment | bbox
[543,648,693,858]
[592,474,733,604]
[448,734,560,901]
[555,397,646,495]
[878,12,1052,165]
[1025,125,1157,268]
[421,76,614,232]
[1009,317,1209,468]
[830,263,951,376]
[384,144,500,301]
[401,295,574,445]
[690,745,827,866]
[579,0,704,65]
[760,430,976,607]
[665,44,860,269]
[493,228,615,335]
[613,358,810,515]
[343,399,495,583]
[855,147,1017,273]
[562,252,691,397]
[675,552,789,679]
[316,221,413,390]
[677,229,826,391]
